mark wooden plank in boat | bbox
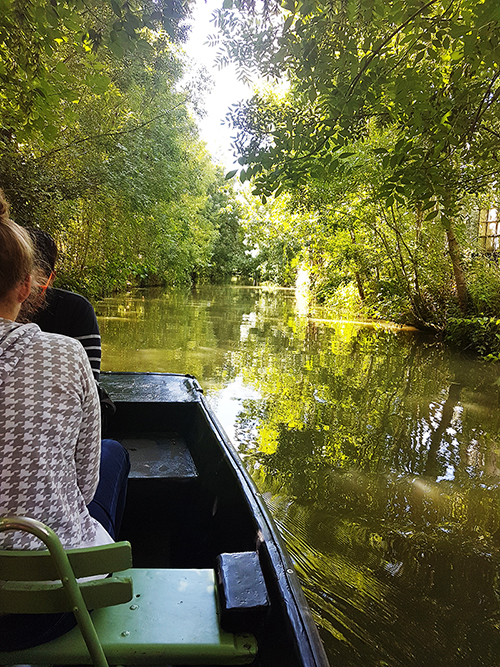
[122,437,198,479]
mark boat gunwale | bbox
[196,389,329,667]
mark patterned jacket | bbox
[0,318,102,550]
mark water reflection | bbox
[96,286,500,667]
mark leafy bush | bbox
[444,317,500,359]
[324,281,363,314]
[467,256,500,316]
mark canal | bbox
[96,285,500,667]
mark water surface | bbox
[96,286,500,667]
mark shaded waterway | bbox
[96,285,500,667]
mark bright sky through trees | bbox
[184,0,251,170]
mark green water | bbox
[96,285,500,667]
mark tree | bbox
[216,0,500,312]
[284,131,483,328]
[0,0,193,144]
[200,168,249,283]
[239,186,310,285]
[0,1,226,296]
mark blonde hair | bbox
[0,189,35,301]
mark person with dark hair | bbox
[25,228,101,382]
[28,227,57,277]
[0,189,129,650]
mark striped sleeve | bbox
[75,333,101,382]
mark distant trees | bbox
[199,168,249,283]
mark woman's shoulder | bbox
[0,322,88,385]
[0,319,87,359]
[0,320,40,356]
[33,328,88,358]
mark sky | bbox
[183,0,252,170]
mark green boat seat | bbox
[0,517,257,666]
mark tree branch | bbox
[38,100,188,161]
[468,70,500,140]
[482,126,500,141]
[348,0,449,97]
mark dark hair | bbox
[27,228,58,275]
[0,189,34,301]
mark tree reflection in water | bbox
[235,328,500,667]
[98,286,500,667]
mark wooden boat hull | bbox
[101,372,329,667]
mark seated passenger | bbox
[23,228,101,382]
[0,189,129,650]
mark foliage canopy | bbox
[214,0,500,323]
[0,0,251,296]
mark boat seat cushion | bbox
[0,568,257,665]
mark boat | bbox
[98,371,330,667]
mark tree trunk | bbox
[355,272,365,301]
[349,229,365,301]
[415,204,423,243]
[444,223,468,313]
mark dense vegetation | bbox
[3,0,500,355]
[214,0,500,353]
[0,0,249,296]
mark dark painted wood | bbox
[101,372,330,667]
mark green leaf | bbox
[300,1,314,17]
[55,61,69,75]
[111,0,122,17]
[42,124,58,141]
[225,170,237,180]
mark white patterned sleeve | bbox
[74,345,101,504]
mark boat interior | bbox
[110,400,258,569]
[106,398,303,666]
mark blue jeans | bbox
[0,439,130,651]
[88,438,130,540]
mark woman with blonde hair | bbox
[0,189,129,649]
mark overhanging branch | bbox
[38,99,188,161]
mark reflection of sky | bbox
[206,376,260,445]
[295,266,310,317]
[239,312,257,342]
[436,464,456,482]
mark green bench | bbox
[0,516,257,666]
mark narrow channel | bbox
[97,285,500,667]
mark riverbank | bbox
[70,275,500,361]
